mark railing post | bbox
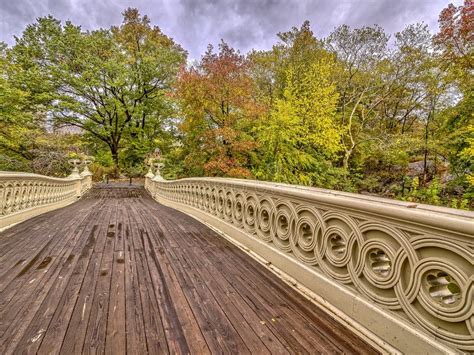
[145,149,164,194]
[150,162,165,198]
[152,162,164,181]
[145,167,154,193]
[80,159,93,195]
[68,159,83,198]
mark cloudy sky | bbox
[0,0,461,59]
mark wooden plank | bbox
[163,227,288,354]
[148,240,210,354]
[157,245,227,354]
[135,248,169,354]
[0,199,97,290]
[82,199,118,354]
[0,201,102,353]
[38,201,108,354]
[146,210,293,354]
[12,199,107,354]
[143,230,190,354]
[0,202,79,259]
[129,196,169,354]
[123,208,148,355]
[181,220,345,352]
[0,201,93,295]
[131,199,230,354]
[60,199,115,354]
[138,205,274,354]
[105,202,127,355]
[129,200,209,354]
[152,232,251,354]
[59,248,102,354]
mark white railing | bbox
[0,169,93,230]
[146,175,474,353]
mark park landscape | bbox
[0,1,473,354]
[0,2,472,209]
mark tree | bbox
[362,24,438,190]
[251,22,342,186]
[255,60,340,184]
[0,42,28,160]
[255,57,341,182]
[0,41,47,171]
[174,41,261,177]
[249,21,327,106]
[434,0,473,86]
[326,24,390,170]
[379,24,433,134]
[9,9,185,170]
[434,1,473,204]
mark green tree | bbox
[252,22,341,185]
[255,59,341,184]
[9,9,185,170]
[326,24,390,170]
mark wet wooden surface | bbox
[0,186,378,354]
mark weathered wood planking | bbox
[0,186,379,354]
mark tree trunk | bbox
[343,149,352,170]
[111,146,120,175]
[422,110,431,186]
[422,126,429,186]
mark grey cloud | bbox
[0,0,463,59]
[339,0,447,35]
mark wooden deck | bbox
[0,186,378,354]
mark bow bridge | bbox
[0,167,472,354]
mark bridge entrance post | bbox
[80,159,93,193]
[68,159,83,198]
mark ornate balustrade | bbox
[146,176,474,353]
[0,169,93,230]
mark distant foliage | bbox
[0,5,472,208]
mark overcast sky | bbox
[0,0,462,59]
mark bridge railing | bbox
[0,169,93,230]
[145,175,474,353]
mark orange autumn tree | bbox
[174,41,262,177]
[435,0,473,108]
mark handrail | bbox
[146,176,474,353]
[0,169,93,230]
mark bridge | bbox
[0,167,473,354]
